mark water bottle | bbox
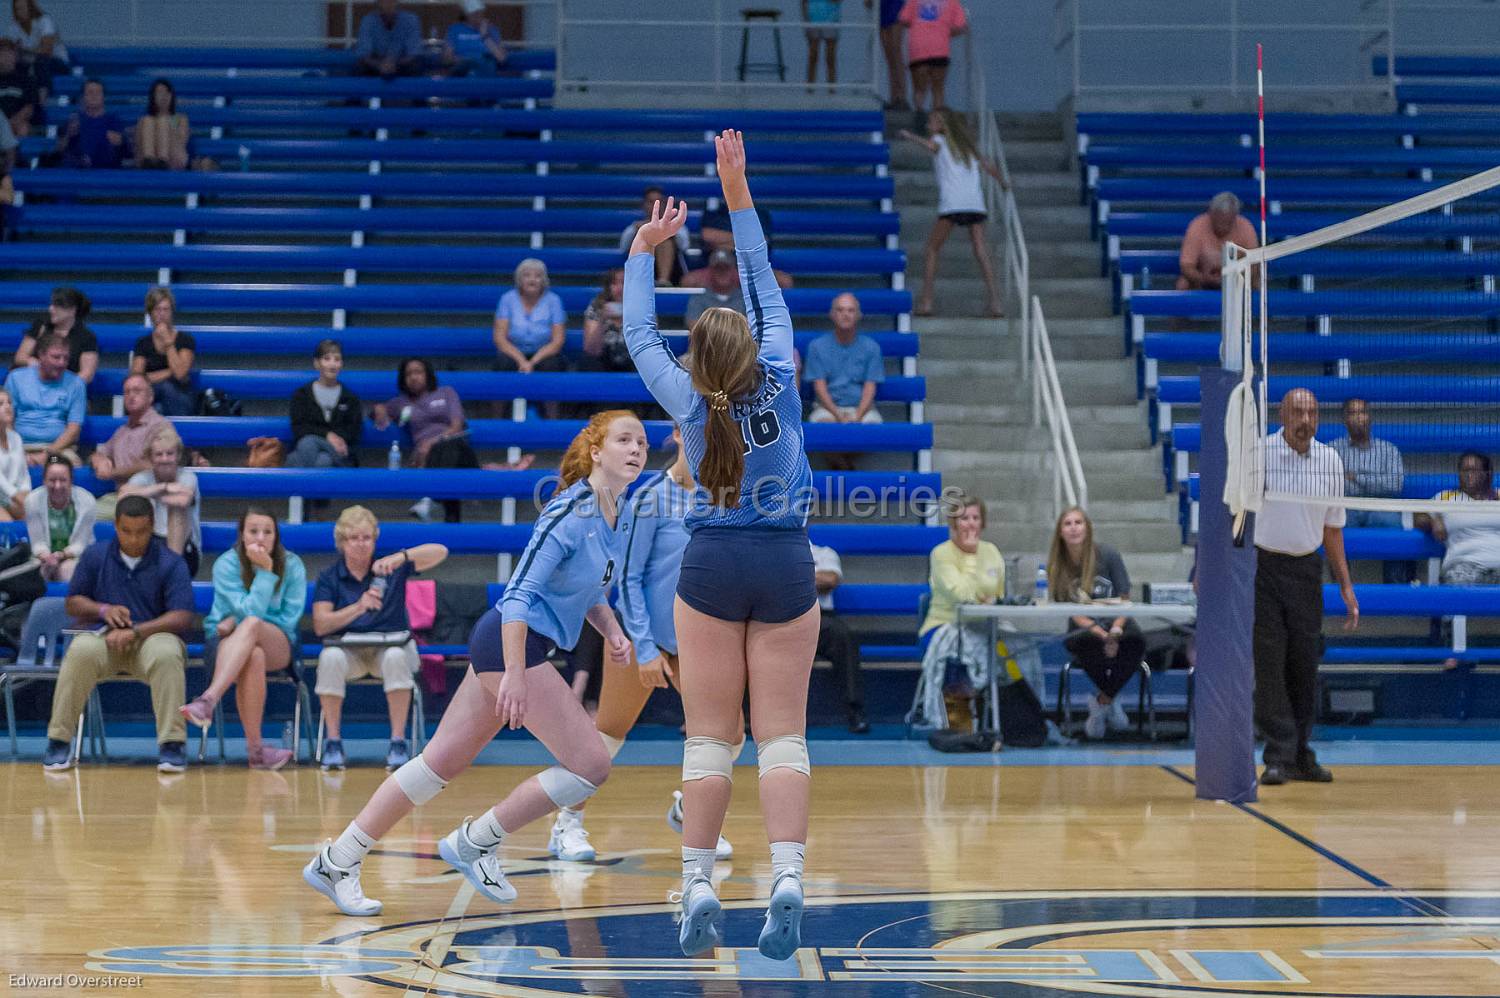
[370,575,389,599]
[387,440,402,471]
[237,144,250,172]
[1034,563,1048,605]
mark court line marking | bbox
[1158,764,1462,925]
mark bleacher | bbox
[1073,57,1500,685]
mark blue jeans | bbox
[153,378,197,417]
[285,435,355,469]
[1345,508,1413,584]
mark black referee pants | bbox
[1253,548,1324,770]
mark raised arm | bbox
[624,197,696,422]
[715,130,794,367]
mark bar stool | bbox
[738,8,786,82]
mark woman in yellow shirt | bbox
[916,494,1004,727]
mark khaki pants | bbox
[46,632,188,745]
[315,640,418,697]
[809,404,883,424]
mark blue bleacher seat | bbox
[48,73,553,102]
[0,243,905,279]
[1184,472,1458,503]
[1085,144,1500,178]
[1093,177,1500,211]
[11,169,895,202]
[68,45,557,73]
[1158,374,1500,407]
[65,417,933,455]
[0,282,912,317]
[87,369,925,404]
[5,204,899,238]
[1172,423,1500,456]
[78,324,920,361]
[1078,111,1500,143]
[1146,332,1500,369]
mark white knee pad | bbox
[600,732,625,760]
[537,766,599,808]
[756,735,810,778]
[393,754,448,805]
[682,736,735,783]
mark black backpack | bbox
[995,678,1049,748]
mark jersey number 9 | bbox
[740,410,781,455]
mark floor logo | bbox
[87,890,1500,996]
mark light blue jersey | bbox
[624,207,813,531]
[617,468,692,663]
[499,479,629,649]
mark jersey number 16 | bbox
[740,410,781,455]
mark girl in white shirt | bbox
[0,388,31,520]
[899,109,1007,318]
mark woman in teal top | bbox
[181,507,308,770]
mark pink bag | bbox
[405,580,447,695]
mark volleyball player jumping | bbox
[302,411,644,916]
[625,130,820,961]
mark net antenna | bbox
[1223,44,1269,540]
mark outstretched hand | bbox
[714,128,752,211]
[633,196,688,251]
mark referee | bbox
[1254,388,1360,786]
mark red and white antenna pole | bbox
[1256,43,1268,252]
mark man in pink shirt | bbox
[90,373,166,517]
[899,0,967,113]
[1177,191,1260,291]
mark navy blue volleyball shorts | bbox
[676,526,817,624]
[469,608,560,673]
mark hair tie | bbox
[707,390,730,412]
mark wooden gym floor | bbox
[2,757,1498,996]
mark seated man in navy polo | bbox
[312,505,448,771]
[42,495,195,773]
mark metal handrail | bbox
[964,29,1086,517]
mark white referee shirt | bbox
[1255,431,1347,557]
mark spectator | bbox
[803,0,843,89]
[682,249,748,326]
[4,0,66,95]
[900,110,1004,317]
[121,425,202,576]
[1177,192,1259,291]
[805,293,884,425]
[131,286,197,416]
[354,0,423,79]
[15,286,98,383]
[579,268,634,374]
[56,77,123,169]
[1329,397,1409,585]
[371,357,480,523]
[445,0,507,72]
[181,508,307,771]
[1415,451,1500,585]
[0,134,12,197]
[312,504,448,770]
[899,0,967,113]
[286,339,362,469]
[0,386,28,518]
[134,78,188,171]
[4,332,83,466]
[89,373,165,509]
[40,495,194,773]
[0,36,34,141]
[620,186,689,287]
[1047,506,1143,740]
[811,540,869,733]
[693,203,795,288]
[916,494,1004,729]
[24,453,92,581]
[492,258,567,379]
[873,0,909,110]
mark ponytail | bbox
[559,409,638,488]
[688,307,761,507]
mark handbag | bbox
[927,729,1000,753]
[0,541,45,609]
[246,437,285,468]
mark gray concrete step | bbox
[935,447,1159,477]
[921,358,1135,404]
[979,520,1183,556]
[934,418,1149,452]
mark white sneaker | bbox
[548,808,597,862]
[1083,699,1107,740]
[674,875,722,957]
[409,497,435,522]
[665,790,733,859]
[1106,699,1131,732]
[439,818,517,904]
[302,843,383,916]
[757,871,805,961]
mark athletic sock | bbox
[770,841,805,882]
[467,808,508,850]
[329,820,375,868]
[682,845,717,885]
